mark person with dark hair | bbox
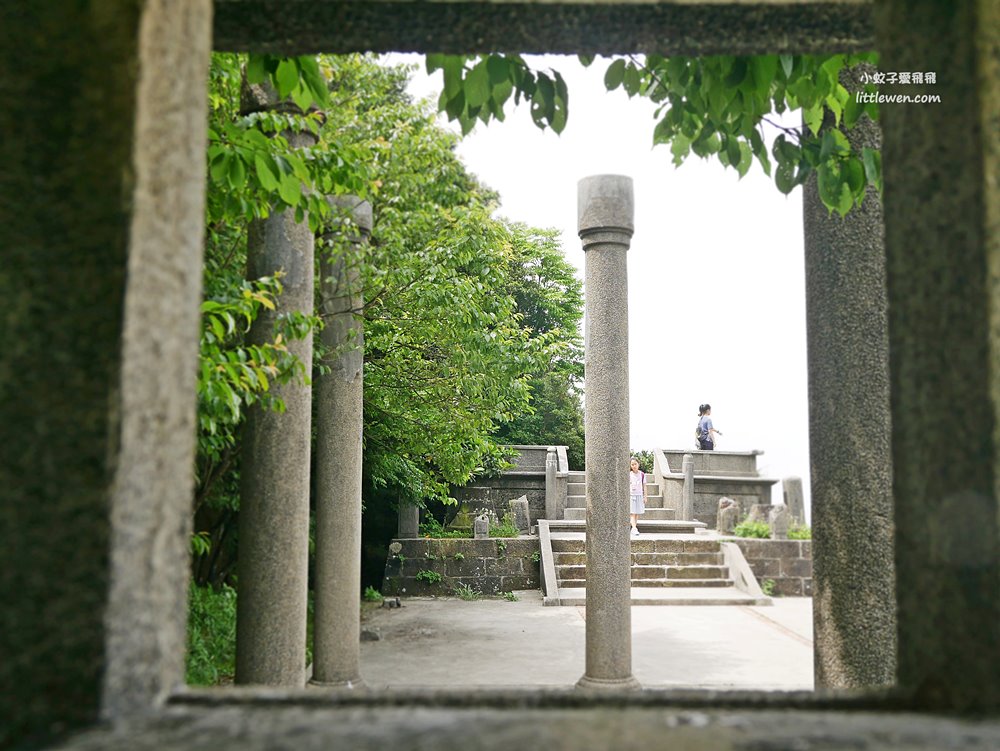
[697,403,722,450]
[628,457,646,536]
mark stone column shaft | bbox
[576,175,639,691]
[876,0,1000,712]
[236,90,316,686]
[681,453,695,522]
[804,64,895,690]
[311,196,372,688]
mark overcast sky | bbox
[392,54,811,518]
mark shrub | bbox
[734,520,771,539]
[186,583,237,686]
[453,583,481,600]
[415,569,443,584]
[489,511,520,538]
[502,591,519,602]
[419,514,469,539]
[787,524,812,540]
[761,578,776,596]
[363,585,383,602]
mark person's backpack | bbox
[695,424,703,447]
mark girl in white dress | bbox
[629,457,646,536]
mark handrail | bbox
[537,519,561,606]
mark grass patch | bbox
[454,583,482,600]
[186,583,237,686]
[787,523,812,540]
[734,520,771,539]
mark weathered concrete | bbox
[803,62,895,692]
[397,504,420,538]
[236,86,316,687]
[212,0,875,56]
[577,175,638,692]
[0,2,211,746]
[311,196,372,689]
[682,453,695,521]
[875,0,1000,713]
[783,476,806,525]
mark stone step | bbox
[556,577,733,589]
[549,536,721,554]
[553,551,724,568]
[564,496,669,512]
[567,482,586,496]
[555,564,728,581]
[563,507,676,521]
[567,471,586,482]
[565,495,586,509]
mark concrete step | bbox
[567,471,586,482]
[555,564,728,582]
[549,535,720,554]
[556,577,734,589]
[563,507,586,520]
[565,495,586,509]
[553,586,770,606]
[554,552,724,567]
[567,482,586,496]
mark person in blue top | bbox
[697,403,722,450]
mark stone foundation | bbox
[729,539,813,597]
[382,538,541,597]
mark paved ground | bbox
[360,591,813,691]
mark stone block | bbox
[395,539,429,558]
[474,513,490,539]
[753,558,782,577]
[769,505,792,539]
[484,557,522,576]
[773,578,804,597]
[501,538,538,557]
[508,495,530,533]
[781,558,814,578]
[444,558,486,578]
[747,504,773,524]
[500,575,539,591]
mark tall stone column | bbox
[311,196,372,689]
[681,453,695,522]
[236,84,316,687]
[803,64,895,690]
[576,175,639,692]
[876,0,1000,713]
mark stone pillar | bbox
[398,503,420,538]
[0,2,211,744]
[681,453,695,521]
[311,196,372,688]
[803,63,895,690]
[782,476,806,526]
[545,446,558,519]
[876,0,1000,713]
[236,84,316,687]
[575,175,639,692]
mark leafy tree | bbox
[428,52,881,216]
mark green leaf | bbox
[210,153,230,182]
[779,54,794,79]
[254,154,280,191]
[775,160,796,194]
[298,56,329,107]
[278,172,300,206]
[604,59,626,90]
[275,59,299,99]
[246,54,267,84]
[623,63,641,97]
[750,55,779,92]
[803,103,824,136]
[862,146,883,193]
[486,55,510,86]
[578,54,595,67]
[843,156,865,194]
[228,156,246,190]
[464,61,491,108]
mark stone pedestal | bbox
[310,196,372,689]
[575,175,640,692]
[398,504,420,539]
[681,453,695,522]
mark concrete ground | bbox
[360,591,813,691]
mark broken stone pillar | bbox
[509,496,530,534]
[0,3,212,742]
[576,175,639,692]
[398,503,420,538]
[769,506,791,540]
[804,63,895,690]
[474,514,490,540]
[782,477,806,526]
[236,83,316,687]
[747,504,772,525]
[681,453,695,521]
[717,498,740,535]
[876,1,1000,712]
[311,196,372,689]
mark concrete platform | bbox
[358,591,813,691]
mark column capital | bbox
[577,174,634,247]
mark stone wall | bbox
[382,538,541,597]
[451,475,546,528]
[730,539,813,597]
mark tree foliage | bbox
[191,54,585,584]
[427,52,882,216]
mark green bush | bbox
[453,583,481,600]
[415,569,443,584]
[761,578,776,596]
[419,514,469,539]
[363,585,384,602]
[733,520,771,539]
[502,591,519,602]
[489,511,520,538]
[186,583,237,686]
[787,524,812,540]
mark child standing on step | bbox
[629,457,646,536]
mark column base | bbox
[576,674,642,692]
[307,677,367,690]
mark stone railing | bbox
[545,445,569,520]
[729,538,813,596]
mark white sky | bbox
[391,54,811,518]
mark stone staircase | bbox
[552,537,731,589]
[562,471,676,522]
